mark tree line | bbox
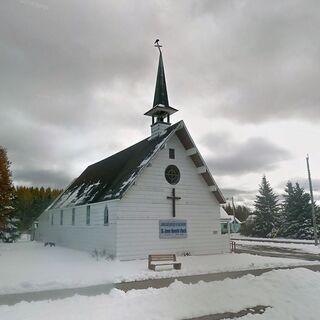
[15,186,62,232]
[0,146,62,242]
[241,175,320,240]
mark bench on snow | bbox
[148,254,182,271]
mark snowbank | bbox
[0,241,317,295]
[1,268,320,319]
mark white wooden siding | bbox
[35,200,118,255]
[116,134,230,260]
[35,133,230,260]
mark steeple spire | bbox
[153,51,169,107]
[144,40,178,138]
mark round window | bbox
[165,165,180,185]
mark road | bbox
[187,305,269,320]
[235,244,320,261]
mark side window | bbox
[86,206,90,225]
[72,208,75,226]
[104,205,109,225]
[221,223,228,234]
[51,213,54,225]
[169,148,175,159]
[60,210,63,225]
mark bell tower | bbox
[144,40,178,138]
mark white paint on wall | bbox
[35,200,119,256]
[116,134,230,260]
[35,133,229,260]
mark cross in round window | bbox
[165,165,180,185]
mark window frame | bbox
[165,165,180,185]
[86,206,90,225]
[169,148,175,159]
[104,205,109,226]
[72,208,75,226]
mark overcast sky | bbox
[1,0,320,206]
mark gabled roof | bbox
[49,121,225,209]
[229,216,241,224]
[220,207,242,223]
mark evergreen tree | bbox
[223,203,251,222]
[253,175,279,237]
[14,186,62,231]
[280,182,317,239]
[0,146,20,242]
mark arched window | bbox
[104,205,109,225]
[86,206,90,225]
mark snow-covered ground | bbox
[235,239,320,254]
[0,241,318,295]
[1,268,320,320]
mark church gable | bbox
[115,132,225,259]
[121,132,218,206]
[119,122,225,205]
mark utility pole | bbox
[232,197,236,227]
[306,155,318,246]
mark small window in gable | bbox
[60,210,63,225]
[169,148,175,159]
[104,205,109,225]
[86,206,90,225]
[72,208,75,226]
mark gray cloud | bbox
[205,135,290,175]
[14,168,71,189]
[222,188,256,198]
[0,0,319,190]
[277,177,320,193]
[162,0,320,123]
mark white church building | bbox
[35,45,230,260]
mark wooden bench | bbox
[148,254,182,271]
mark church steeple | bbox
[144,40,178,138]
[153,51,169,107]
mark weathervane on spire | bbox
[154,39,162,52]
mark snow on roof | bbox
[48,120,225,210]
[220,207,241,223]
[220,207,231,221]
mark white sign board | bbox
[159,219,187,239]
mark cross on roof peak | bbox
[154,39,162,52]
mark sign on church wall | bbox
[159,220,187,239]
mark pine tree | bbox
[223,203,251,222]
[253,175,279,237]
[14,186,62,231]
[0,146,20,242]
[280,182,316,239]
